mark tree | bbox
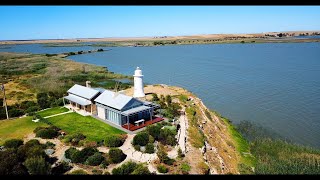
[24,156,51,175]
[37,92,50,109]
[146,125,161,140]
[0,149,21,175]
[131,164,151,175]
[145,143,155,154]
[3,139,24,149]
[108,148,126,164]
[165,95,172,105]
[151,94,160,102]
[132,132,149,146]
[85,152,105,166]
[104,135,125,147]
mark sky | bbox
[0,6,320,40]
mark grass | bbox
[222,118,256,173]
[186,106,205,148]
[251,138,320,174]
[36,107,69,117]
[46,112,125,142]
[0,116,48,145]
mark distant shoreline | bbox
[1,30,319,45]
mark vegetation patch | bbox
[112,161,151,175]
[36,107,69,117]
[104,134,126,147]
[0,116,48,145]
[46,112,125,142]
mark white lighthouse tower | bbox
[133,67,145,98]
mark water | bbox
[1,43,320,148]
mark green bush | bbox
[36,128,58,139]
[134,145,140,151]
[158,128,177,146]
[104,135,125,147]
[92,168,103,175]
[51,161,72,175]
[63,133,86,146]
[64,147,78,160]
[3,139,24,149]
[99,159,110,169]
[0,149,26,175]
[148,135,155,143]
[146,124,161,140]
[132,132,149,146]
[112,161,137,175]
[85,152,105,166]
[131,164,151,175]
[180,163,191,174]
[157,164,168,173]
[69,169,87,175]
[44,141,55,149]
[108,148,126,164]
[24,156,51,175]
[71,147,98,164]
[16,139,46,160]
[145,143,155,154]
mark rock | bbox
[140,146,146,152]
[45,149,55,156]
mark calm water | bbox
[1,43,320,148]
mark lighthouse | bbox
[133,67,145,98]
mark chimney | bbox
[86,81,91,88]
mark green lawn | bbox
[36,106,69,117]
[47,112,125,142]
[0,116,48,145]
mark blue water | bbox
[1,42,320,148]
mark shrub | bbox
[64,147,78,160]
[145,143,155,154]
[104,171,111,175]
[35,128,59,139]
[0,149,20,175]
[197,161,210,174]
[134,145,140,151]
[131,164,151,175]
[69,169,87,175]
[108,148,126,164]
[25,139,41,147]
[159,128,177,146]
[178,148,185,158]
[44,141,55,149]
[157,144,174,165]
[17,140,46,160]
[24,156,51,175]
[71,147,98,164]
[63,133,86,146]
[51,161,72,175]
[180,163,191,174]
[132,132,149,146]
[148,135,155,143]
[146,124,161,140]
[104,135,125,147]
[99,159,110,169]
[85,152,105,166]
[3,139,24,149]
[112,161,137,175]
[157,164,168,173]
[92,168,103,175]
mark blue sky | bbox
[0,6,320,40]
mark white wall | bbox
[97,106,105,120]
